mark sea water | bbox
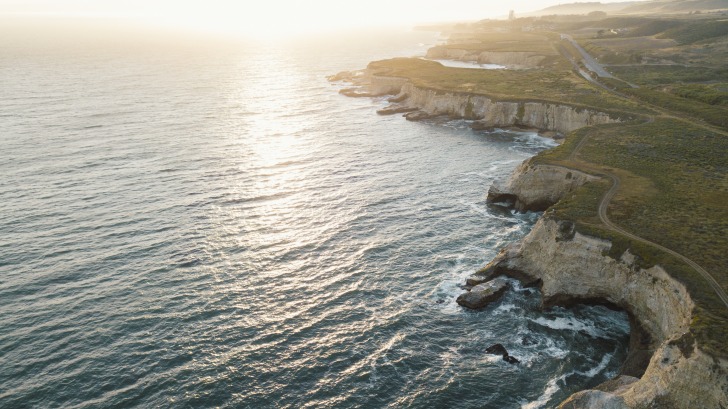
[0,26,629,408]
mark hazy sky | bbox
[0,0,638,37]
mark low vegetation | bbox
[608,65,728,85]
[366,58,648,117]
[535,119,728,358]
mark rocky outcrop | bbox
[487,160,598,212]
[426,46,547,69]
[456,277,509,309]
[479,216,728,408]
[485,343,520,365]
[330,70,407,97]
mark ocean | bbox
[0,26,630,408]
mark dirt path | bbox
[548,36,728,307]
[566,120,728,310]
[598,173,728,309]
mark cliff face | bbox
[394,82,621,135]
[368,75,409,96]
[489,217,728,408]
[487,161,598,211]
[482,161,728,408]
[426,46,546,69]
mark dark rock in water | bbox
[485,343,520,365]
[503,355,520,364]
[485,343,508,356]
[436,299,445,304]
[456,278,509,309]
[376,105,418,116]
[522,289,533,296]
[404,110,432,121]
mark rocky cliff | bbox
[334,72,624,135]
[487,161,598,211]
[426,46,546,69]
[393,82,622,135]
[478,160,728,408]
[479,216,728,408]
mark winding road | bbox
[564,118,728,310]
[551,36,728,310]
[597,172,728,309]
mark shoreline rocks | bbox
[486,161,598,212]
[456,277,509,309]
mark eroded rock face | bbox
[456,277,509,309]
[487,160,598,212]
[490,217,728,408]
[395,83,620,135]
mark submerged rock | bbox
[503,355,520,364]
[456,277,509,309]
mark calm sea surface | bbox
[0,27,629,408]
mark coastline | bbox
[332,68,728,408]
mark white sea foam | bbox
[530,316,608,339]
[521,374,564,409]
[520,353,612,408]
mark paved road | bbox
[561,34,614,78]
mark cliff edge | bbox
[331,68,625,135]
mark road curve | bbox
[565,121,728,310]
[598,172,728,309]
[550,37,728,310]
